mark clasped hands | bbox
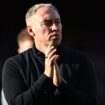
[44,45,61,86]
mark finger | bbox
[47,48,57,58]
[49,55,57,64]
[45,45,55,57]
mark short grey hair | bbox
[25,3,59,26]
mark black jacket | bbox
[2,45,97,105]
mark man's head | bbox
[25,3,62,53]
[17,28,34,53]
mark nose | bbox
[51,23,58,31]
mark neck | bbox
[34,43,48,54]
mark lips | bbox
[51,34,59,40]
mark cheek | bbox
[35,26,47,35]
[39,29,49,40]
[60,25,62,31]
[33,26,49,40]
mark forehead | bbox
[34,7,60,20]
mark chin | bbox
[48,39,61,46]
[51,42,60,47]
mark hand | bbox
[44,45,57,79]
[53,61,61,86]
[44,45,61,86]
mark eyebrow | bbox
[43,18,61,22]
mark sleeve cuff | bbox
[36,74,52,91]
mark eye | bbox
[41,19,61,27]
[45,21,53,26]
[55,19,61,24]
[42,20,53,27]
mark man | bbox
[2,3,97,105]
[1,28,34,105]
[17,28,34,53]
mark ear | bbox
[26,26,35,36]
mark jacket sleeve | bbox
[2,58,52,105]
[58,54,98,105]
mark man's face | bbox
[30,7,62,47]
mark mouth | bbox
[48,33,61,46]
[50,34,60,40]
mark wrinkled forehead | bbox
[34,7,60,20]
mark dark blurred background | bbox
[1,0,105,105]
